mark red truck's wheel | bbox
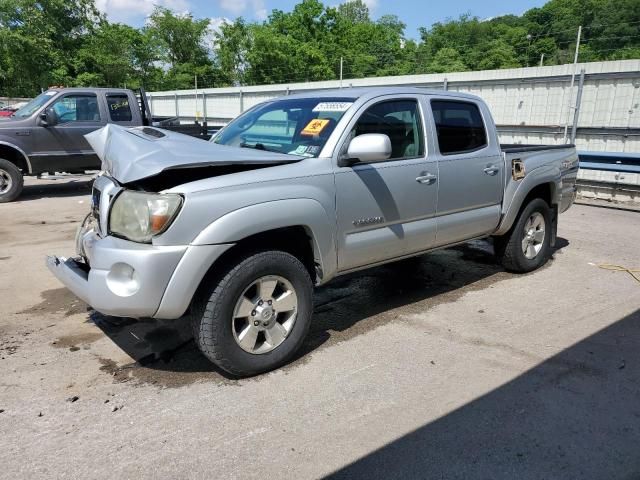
[0,159,24,203]
[190,250,313,377]
[495,198,552,273]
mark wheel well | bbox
[523,183,553,207]
[0,144,29,173]
[227,226,317,280]
[193,226,318,311]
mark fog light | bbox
[106,263,140,297]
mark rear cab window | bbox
[106,93,133,122]
[430,100,487,155]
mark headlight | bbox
[109,191,182,243]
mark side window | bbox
[51,94,100,124]
[352,100,424,160]
[106,94,133,122]
[431,100,487,155]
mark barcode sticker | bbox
[312,102,353,112]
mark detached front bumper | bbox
[47,228,233,319]
[47,229,187,318]
[46,256,92,305]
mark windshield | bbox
[213,97,356,157]
[12,91,58,118]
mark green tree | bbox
[0,0,100,96]
[148,7,211,67]
[427,47,468,73]
[2,0,640,96]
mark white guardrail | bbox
[148,59,640,207]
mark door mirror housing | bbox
[341,134,392,166]
[40,108,57,127]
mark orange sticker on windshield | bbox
[301,119,330,136]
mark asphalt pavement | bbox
[0,177,639,479]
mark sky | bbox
[95,0,549,39]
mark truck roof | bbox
[47,87,132,94]
[285,87,482,102]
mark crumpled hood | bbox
[85,124,304,184]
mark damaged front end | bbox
[85,124,304,188]
[47,124,300,319]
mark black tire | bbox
[191,250,313,377]
[0,159,24,203]
[495,198,552,273]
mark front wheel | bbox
[0,159,24,203]
[494,198,552,273]
[191,250,313,377]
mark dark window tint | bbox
[106,94,133,122]
[352,100,424,160]
[51,94,100,123]
[431,100,487,155]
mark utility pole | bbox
[539,53,545,67]
[563,25,582,142]
[339,57,344,88]
[194,74,199,122]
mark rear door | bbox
[427,98,503,246]
[334,96,438,271]
[31,92,105,173]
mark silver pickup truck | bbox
[47,87,578,376]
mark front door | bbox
[427,98,503,246]
[31,92,104,173]
[335,97,438,271]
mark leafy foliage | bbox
[0,0,639,96]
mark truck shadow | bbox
[17,178,93,202]
[324,307,640,480]
[89,238,570,384]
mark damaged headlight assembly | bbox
[109,190,182,243]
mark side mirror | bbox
[40,108,57,127]
[341,133,392,166]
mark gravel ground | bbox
[0,177,639,479]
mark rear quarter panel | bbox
[496,147,578,235]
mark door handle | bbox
[483,165,500,176]
[416,173,437,185]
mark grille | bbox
[91,175,121,237]
[91,186,101,222]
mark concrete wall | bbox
[148,59,640,153]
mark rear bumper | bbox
[47,229,233,319]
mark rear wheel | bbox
[191,250,313,377]
[0,159,24,203]
[495,198,551,273]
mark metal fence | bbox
[578,151,640,173]
[148,59,640,154]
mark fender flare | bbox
[0,140,32,174]
[494,165,561,236]
[192,198,337,281]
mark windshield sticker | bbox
[301,119,330,136]
[312,102,353,112]
[289,145,314,156]
[306,145,321,155]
